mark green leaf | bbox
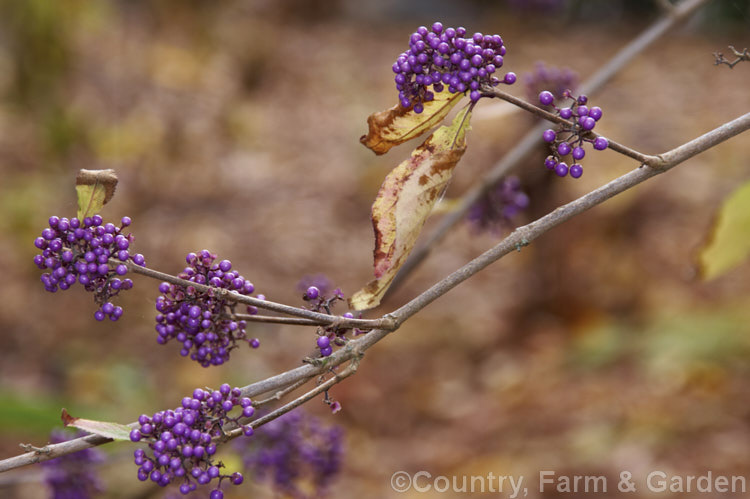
[350,107,473,310]
[699,179,750,280]
[61,408,132,441]
[360,90,464,155]
[75,169,118,220]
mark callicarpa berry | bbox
[297,274,333,297]
[155,250,262,367]
[536,89,609,178]
[130,384,251,495]
[33,215,144,319]
[393,23,515,111]
[570,164,584,178]
[524,62,578,103]
[299,281,363,357]
[539,90,555,106]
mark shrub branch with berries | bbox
[3,5,750,498]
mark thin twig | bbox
[480,85,656,165]
[386,0,711,295]
[231,312,394,331]
[714,46,750,69]
[119,261,396,331]
[252,376,316,407]
[227,359,359,439]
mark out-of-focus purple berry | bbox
[593,137,609,150]
[570,164,583,178]
[543,129,556,143]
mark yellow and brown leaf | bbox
[350,107,472,310]
[360,89,464,155]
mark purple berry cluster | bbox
[237,409,343,498]
[539,90,609,178]
[467,176,529,232]
[129,384,253,496]
[155,250,261,367]
[42,430,104,499]
[302,283,361,358]
[523,62,577,104]
[393,22,516,112]
[33,215,144,320]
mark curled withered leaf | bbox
[350,107,473,311]
[360,90,464,155]
[75,169,118,220]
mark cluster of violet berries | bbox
[155,250,261,367]
[129,384,253,497]
[467,176,529,232]
[42,430,104,499]
[236,409,344,499]
[33,215,145,321]
[393,22,516,112]
[302,283,361,358]
[539,90,609,178]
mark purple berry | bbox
[555,162,569,177]
[569,164,583,178]
[539,90,554,106]
[593,137,609,150]
[306,286,320,300]
[557,142,571,156]
[542,129,556,143]
[580,116,596,131]
[572,147,585,160]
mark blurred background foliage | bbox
[0,0,749,497]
